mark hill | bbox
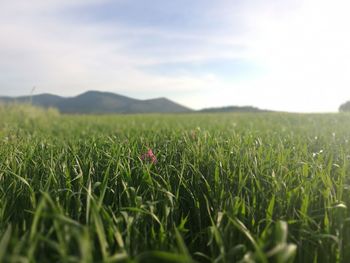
[0,91,275,114]
[199,105,270,113]
[0,91,192,114]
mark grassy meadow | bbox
[0,104,350,262]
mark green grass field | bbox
[0,105,350,262]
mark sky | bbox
[0,0,350,112]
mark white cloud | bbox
[0,0,245,104]
[0,0,349,111]
[242,0,350,112]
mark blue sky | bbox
[0,0,350,112]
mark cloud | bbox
[0,0,349,111]
[0,0,252,102]
[246,0,350,112]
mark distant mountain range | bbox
[0,91,267,114]
[199,105,271,113]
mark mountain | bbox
[0,91,274,114]
[0,91,192,114]
[0,93,64,108]
[56,91,137,114]
[199,105,270,113]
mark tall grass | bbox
[0,106,349,262]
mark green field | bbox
[0,105,350,262]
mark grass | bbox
[0,104,350,262]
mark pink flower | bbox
[141,149,157,164]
